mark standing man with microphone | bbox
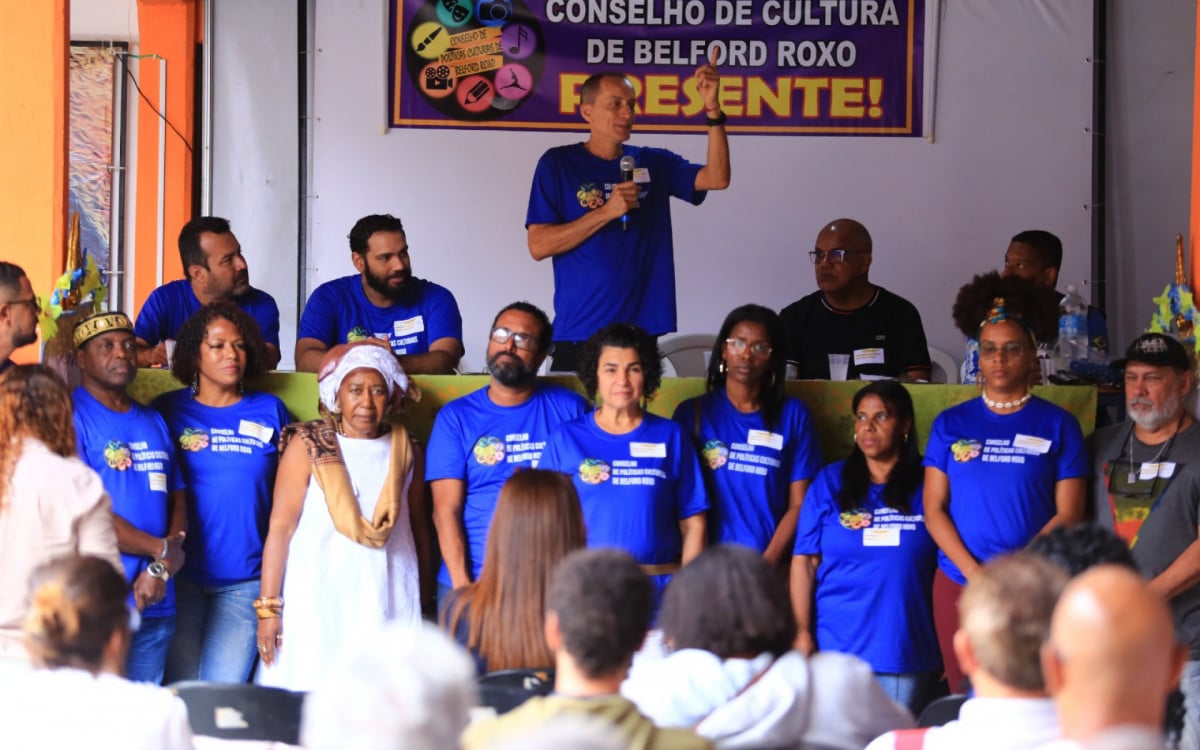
[526,55,732,371]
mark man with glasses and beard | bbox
[1091,332,1200,749]
[135,217,282,369]
[0,262,39,372]
[427,302,587,604]
[296,213,464,373]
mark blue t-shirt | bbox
[539,412,708,595]
[73,387,186,618]
[794,461,940,673]
[525,143,705,341]
[151,389,291,585]
[924,396,1088,583]
[673,391,821,551]
[425,382,589,585]
[297,274,463,356]
[134,279,281,346]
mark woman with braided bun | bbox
[255,341,430,691]
[0,556,193,748]
[924,272,1087,691]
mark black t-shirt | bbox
[779,286,931,379]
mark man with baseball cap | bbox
[71,311,186,684]
[1090,331,1200,747]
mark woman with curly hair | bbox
[791,381,939,715]
[440,469,586,675]
[151,301,290,683]
[540,323,707,603]
[673,304,821,563]
[0,366,121,671]
[925,272,1087,691]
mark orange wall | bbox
[131,0,199,314]
[0,1,69,363]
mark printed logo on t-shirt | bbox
[178,427,210,452]
[473,436,506,466]
[951,439,983,463]
[104,440,133,471]
[702,439,729,470]
[578,458,611,485]
[576,183,604,209]
[839,508,873,530]
[346,326,370,343]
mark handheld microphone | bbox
[619,155,636,231]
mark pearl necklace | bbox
[980,392,1032,410]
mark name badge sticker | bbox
[747,429,784,451]
[630,442,667,458]
[238,420,274,444]
[863,527,900,547]
[853,347,886,366]
[393,316,425,337]
[1012,434,1052,454]
[149,472,168,493]
[1160,462,1177,478]
[1140,462,1177,481]
[632,168,650,184]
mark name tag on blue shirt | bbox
[863,527,900,546]
[746,429,783,451]
[394,316,425,337]
[630,442,666,458]
[1012,434,1052,454]
[149,472,167,493]
[238,420,274,444]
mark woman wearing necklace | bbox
[924,273,1087,692]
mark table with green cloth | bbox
[131,370,1096,463]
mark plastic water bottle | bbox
[1056,285,1088,365]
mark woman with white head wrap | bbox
[255,342,430,691]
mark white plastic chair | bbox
[928,345,959,384]
[659,334,717,378]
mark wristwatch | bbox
[147,561,170,582]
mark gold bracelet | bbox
[255,607,282,620]
[253,596,283,609]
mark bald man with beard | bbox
[1041,566,1186,750]
[780,218,931,381]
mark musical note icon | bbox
[416,27,443,54]
[509,27,528,55]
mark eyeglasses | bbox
[979,341,1028,359]
[725,338,772,358]
[490,327,539,351]
[808,248,866,265]
[6,296,40,312]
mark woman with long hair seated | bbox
[0,365,121,672]
[441,469,586,675]
[0,555,193,748]
[791,381,940,715]
[925,272,1086,691]
[153,302,291,683]
[539,323,708,603]
[621,545,913,749]
[256,341,430,691]
[674,304,821,565]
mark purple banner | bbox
[390,0,925,135]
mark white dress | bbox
[257,431,420,691]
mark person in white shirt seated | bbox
[0,555,193,749]
[1039,565,1185,750]
[867,553,1068,750]
[622,544,913,749]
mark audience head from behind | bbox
[1003,230,1062,290]
[1024,524,1137,578]
[301,622,477,750]
[1042,565,1186,745]
[659,544,796,658]
[0,364,75,504]
[957,552,1069,696]
[442,469,587,673]
[22,555,130,674]
[547,548,653,684]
